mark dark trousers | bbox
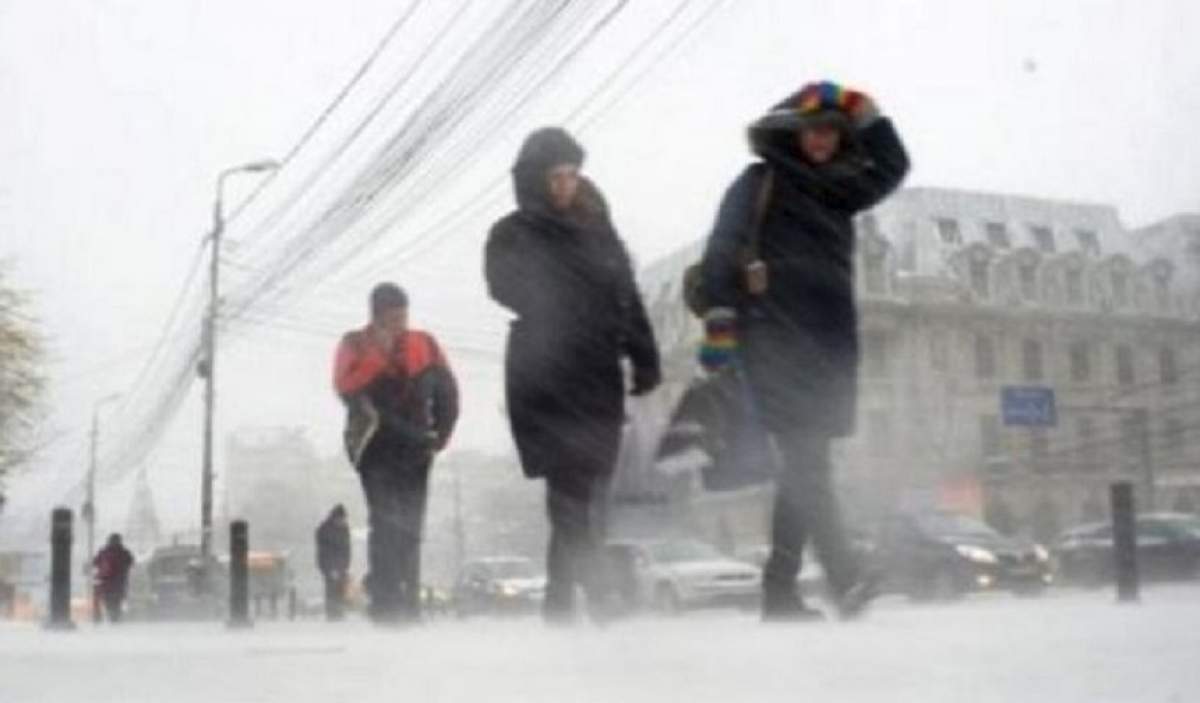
[358,443,432,620]
[99,589,125,623]
[543,472,608,620]
[321,571,347,620]
[763,432,858,602]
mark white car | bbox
[604,539,761,613]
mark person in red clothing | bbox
[92,533,134,623]
[333,282,459,623]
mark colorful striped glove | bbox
[698,307,738,372]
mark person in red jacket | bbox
[333,283,459,623]
[92,533,134,623]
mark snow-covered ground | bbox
[2,586,1198,703]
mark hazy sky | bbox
[2,0,1198,534]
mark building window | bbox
[1165,417,1185,456]
[1112,270,1129,308]
[1019,264,1038,301]
[930,330,949,372]
[969,260,990,299]
[1022,339,1044,381]
[867,410,892,457]
[1120,413,1143,461]
[937,217,962,246]
[1115,345,1135,386]
[1069,342,1091,382]
[864,255,887,295]
[1031,225,1056,253]
[1075,229,1101,256]
[1065,269,1085,305]
[1030,428,1049,463]
[1155,277,1170,308]
[1160,348,1179,386]
[980,414,1004,458]
[863,330,888,378]
[975,335,997,379]
[1077,417,1097,470]
[986,221,1010,249]
[858,213,880,238]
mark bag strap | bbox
[745,168,775,259]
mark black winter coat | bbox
[701,114,909,437]
[315,516,351,574]
[485,129,660,485]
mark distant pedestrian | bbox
[333,283,459,623]
[485,127,661,623]
[92,533,134,623]
[315,504,351,621]
[698,81,909,621]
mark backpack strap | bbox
[745,167,775,259]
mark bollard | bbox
[1110,482,1140,603]
[46,507,75,630]
[227,520,252,628]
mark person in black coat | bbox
[315,504,351,621]
[485,127,661,622]
[699,81,909,620]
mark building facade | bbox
[627,187,1200,545]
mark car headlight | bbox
[499,584,519,598]
[1033,544,1050,562]
[955,545,998,564]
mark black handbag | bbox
[655,364,776,492]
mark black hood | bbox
[512,127,585,213]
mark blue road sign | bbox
[1001,386,1057,427]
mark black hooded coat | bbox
[700,95,910,438]
[485,128,660,487]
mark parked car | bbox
[874,511,1052,601]
[126,544,228,620]
[452,556,545,617]
[1053,512,1200,586]
[603,539,760,614]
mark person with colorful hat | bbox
[698,80,910,621]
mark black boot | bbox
[761,588,825,623]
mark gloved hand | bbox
[795,80,880,128]
[698,307,738,372]
[630,364,662,397]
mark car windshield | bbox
[484,560,537,579]
[917,513,998,539]
[649,541,724,563]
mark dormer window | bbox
[1031,225,1056,253]
[1075,229,1101,256]
[937,217,963,246]
[986,222,1010,249]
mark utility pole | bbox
[198,159,279,566]
[85,393,121,622]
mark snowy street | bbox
[2,586,1198,703]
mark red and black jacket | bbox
[333,328,459,467]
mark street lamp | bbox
[84,392,121,622]
[198,158,280,565]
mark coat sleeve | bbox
[700,167,760,310]
[333,334,387,398]
[830,117,910,213]
[425,334,460,447]
[484,218,532,315]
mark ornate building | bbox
[626,187,1200,545]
